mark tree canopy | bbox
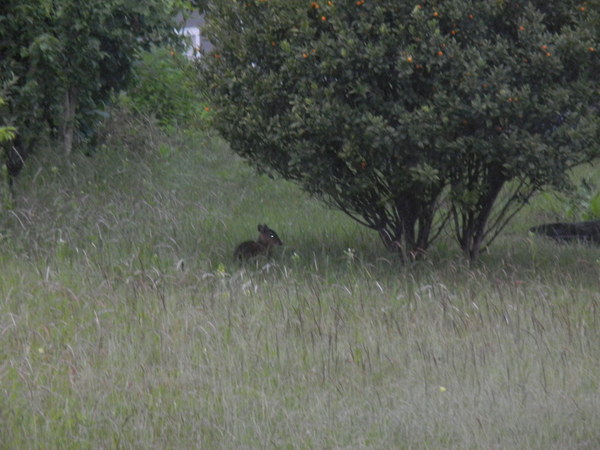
[201,0,599,259]
[0,0,190,160]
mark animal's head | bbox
[257,224,283,248]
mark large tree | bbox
[0,0,190,162]
[201,0,599,259]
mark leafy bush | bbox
[124,47,207,129]
[543,175,600,221]
[0,0,185,157]
[0,96,16,209]
[0,97,16,145]
[201,0,600,260]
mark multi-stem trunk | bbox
[455,170,506,261]
[377,195,443,261]
[61,87,79,157]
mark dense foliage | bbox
[201,0,600,259]
[0,0,190,162]
[124,47,205,129]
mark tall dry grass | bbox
[1,119,600,448]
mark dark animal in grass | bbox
[2,134,29,190]
[234,224,283,261]
[529,220,600,244]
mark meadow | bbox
[1,115,600,449]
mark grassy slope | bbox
[1,125,600,449]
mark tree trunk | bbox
[377,218,427,261]
[1,161,11,212]
[61,87,79,157]
[458,175,505,261]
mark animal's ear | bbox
[258,224,266,232]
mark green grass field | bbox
[2,122,600,448]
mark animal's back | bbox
[233,240,266,260]
[233,224,283,261]
[530,220,600,243]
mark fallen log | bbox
[529,220,600,244]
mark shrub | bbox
[201,0,600,260]
[0,0,185,157]
[125,47,206,129]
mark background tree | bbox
[190,0,209,12]
[201,0,599,260]
[429,1,600,258]
[0,98,16,145]
[0,0,190,162]
[0,96,16,210]
[124,47,205,129]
